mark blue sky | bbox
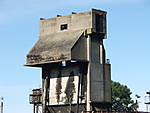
[0,0,150,113]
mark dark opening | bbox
[95,14,103,33]
[60,24,68,30]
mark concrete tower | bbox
[26,9,111,113]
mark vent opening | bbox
[95,14,103,33]
[60,24,68,30]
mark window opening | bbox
[60,24,68,30]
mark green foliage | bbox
[112,81,138,111]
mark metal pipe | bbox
[42,78,48,113]
[36,105,39,113]
[147,104,148,112]
[33,104,39,113]
[33,105,35,113]
[1,97,3,113]
[76,73,81,113]
[100,44,103,64]
[86,35,91,111]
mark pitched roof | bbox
[26,30,84,66]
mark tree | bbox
[112,81,138,111]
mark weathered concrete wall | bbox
[48,104,86,113]
[39,11,92,36]
[71,34,88,61]
[42,62,87,106]
[90,63,105,102]
[104,64,111,103]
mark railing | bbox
[29,88,42,104]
